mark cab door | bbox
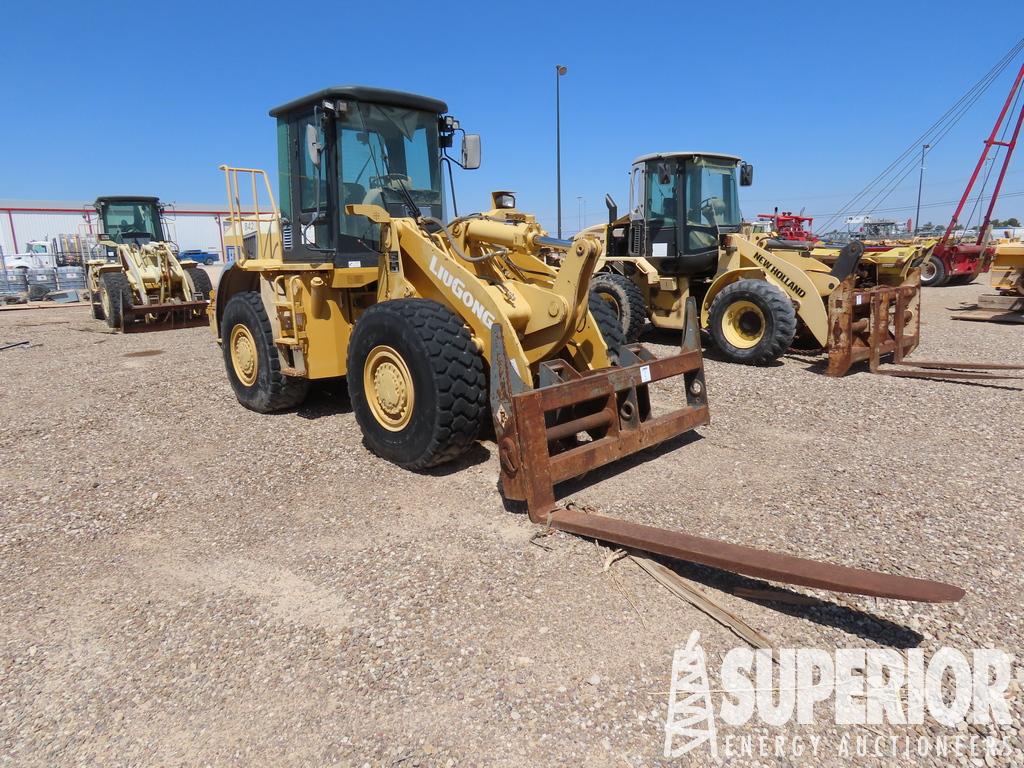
[643,160,680,263]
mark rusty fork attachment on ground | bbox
[490,300,964,604]
[121,298,209,333]
[827,269,1024,381]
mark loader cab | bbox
[94,196,166,245]
[611,153,750,277]
[269,86,477,267]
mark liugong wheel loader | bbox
[209,86,960,603]
[86,196,211,332]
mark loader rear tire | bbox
[99,272,132,329]
[708,279,796,365]
[591,272,647,342]
[920,255,947,287]
[221,291,310,412]
[347,299,487,470]
[184,266,213,302]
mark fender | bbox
[700,267,763,328]
[722,236,831,347]
[212,263,258,339]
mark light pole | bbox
[914,143,930,234]
[555,64,568,238]
[576,196,583,232]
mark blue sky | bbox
[1,0,1022,234]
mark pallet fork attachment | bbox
[826,269,1024,381]
[490,300,964,603]
[121,299,210,333]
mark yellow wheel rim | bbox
[364,345,415,432]
[721,300,766,349]
[101,285,112,317]
[229,324,259,387]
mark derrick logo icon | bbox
[663,631,1017,760]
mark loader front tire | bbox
[920,255,947,287]
[347,299,487,470]
[99,272,132,329]
[91,290,105,320]
[591,272,647,342]
[221,291,310,413]
[708,279,796,365]
[184,266,214,303]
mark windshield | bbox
[684,159,741,230]
[337,103,443,252]
[101,201,162,243]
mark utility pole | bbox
[914,143,930,234]
[555,64,568,238]
[576,196,583,231]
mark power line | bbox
[806,188,1024,218]
[817,37,1024,233]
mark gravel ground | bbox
[0,281,1021,767]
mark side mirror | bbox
[739,162,754,186]
[305,124,321,168]
[605,194,618,223]
[461,134,481,170]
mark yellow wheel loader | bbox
[86,196,211,332]
[209,86,961,603]
[589,152,1020,379]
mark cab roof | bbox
[269,86,448,118]
[94,196,161,205]
[632,151,742,164]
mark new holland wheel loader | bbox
[209,86,961,603]
[586,153,935,376]
[86,196,211,332]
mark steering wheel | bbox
[699,196,725,224]
[371,173,413,190]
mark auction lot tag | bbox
[640,364,652,383]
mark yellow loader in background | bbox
[588,152,1018,379]
[86,196,211,332]
[209,85,961,602]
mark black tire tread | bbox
[184,266,214,301]
[588,290,628,359]
[100,271,132,328]
[591,272,647,342]
[708,279,797,365]
[921,255,948,287]
[222,291,309,412]
[347,299,487,470]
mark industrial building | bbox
[0,199,231,261]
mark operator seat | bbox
[340,182,367,208]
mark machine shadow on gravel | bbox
[785,351,1024,390]
[295,380,353,419]
[655,558,925,648]
[422,442,491,476]
[643,326,789,368]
